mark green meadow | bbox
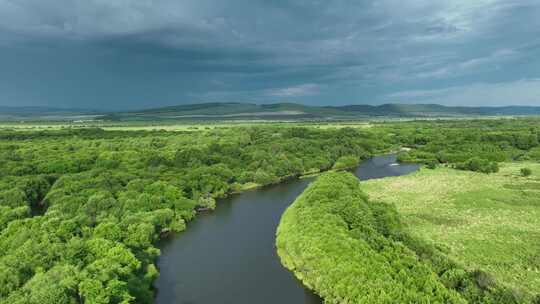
[363,163,540,295]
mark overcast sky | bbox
[1,0,539,110]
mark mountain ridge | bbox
[125,102,540,118]
[2,102,540,121]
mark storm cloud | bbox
[0,0,539,109]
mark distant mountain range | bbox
[105,103,540,120]
[2,103,540,121]
[0,106,101,121]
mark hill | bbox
[106,103,540,121]
[2,102,540,121]
[0,106,101,122]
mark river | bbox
[154,154,420,304]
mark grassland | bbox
[362,163,540,295]
[0,120,375,130]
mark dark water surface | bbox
[155,154,420,304]
[354,154,420,181]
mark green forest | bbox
[1,118,540,303]
[0,126,386,303]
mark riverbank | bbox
[232,154,375,193]
[154,174,321,303]
[154,154,403,304]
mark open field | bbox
[0,111,528,132]
[0,116,525,132]
[362,163,540,295]
[0,121,376,131]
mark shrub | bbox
[521,168,533,177]
[332,155,359,170]
[456,157,499,174]
[426,160,438,169]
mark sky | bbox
[0,0,539,110]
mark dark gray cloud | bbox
[0,0,539,109]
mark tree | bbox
[6,265,80,304]
[332,155,359,170]
[253,168,277,185]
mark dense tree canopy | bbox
[390,119,540,172]
[0,125,387,303]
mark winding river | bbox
[154,154,420,304]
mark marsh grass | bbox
[362,162,540,296]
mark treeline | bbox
[390,119,540,173]
[276,172,531,303]
[0,126,388,303]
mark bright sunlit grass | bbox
[362,163,540,295]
